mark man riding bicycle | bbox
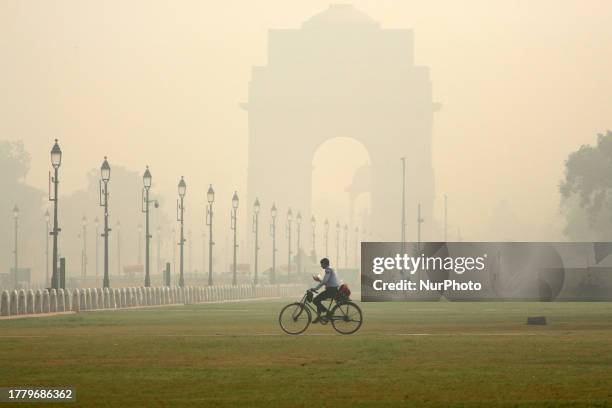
[310,258,339,323]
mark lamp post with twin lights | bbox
[252,198,260,285]
[99,157,111,288]
[206,185,215,286]
[231,191,239,286]
[270,204,277,284]
[142,166,158,287]
[177,177,186,287]
[49,139,62,289]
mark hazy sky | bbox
[2,0,612,241]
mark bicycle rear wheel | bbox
[330,301,363,335]
[279,302,311,335]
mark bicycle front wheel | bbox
[279,302,311,335]
[330,301,363,335]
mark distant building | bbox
[245,4,439,245]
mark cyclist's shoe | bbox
[312,315,322,324]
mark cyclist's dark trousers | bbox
[313,287,339,315]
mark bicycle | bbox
[278,288,363,335]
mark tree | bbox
[0,140,45,284]
[560,130,612,240]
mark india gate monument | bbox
[245,4,437,253]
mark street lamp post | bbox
[335,221,340,267]
[142,166,157,287]
[49,139,62,289]
[45,209,50,287]
[324,218,329,258]
[343,224,348,269]
[94,217,99,277]
[137,223,142,265]
[252,198,260,285]
[400,157,407,256]
[177,176,186,287]
[81,215,87,278]
[116,220,121,276]
[417,203,424,252]
[156,225,161,277]
[270,204,277,284]
[444,194,448,242]
[296,212,302,275]
[311,215,316,259]
[188,229,192,277]
[286,209,292,278]
[231,191,239,286]
[99,156,111,288]
[171,228,176,284]
[206,184,215,286]
[13,205,19,289]
[354,226,359,268]
[202,231,206,283]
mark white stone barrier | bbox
[0,284,303,317]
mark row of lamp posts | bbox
[42,139,358,291]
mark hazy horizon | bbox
[2,0,612,243]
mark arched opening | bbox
[311,137,371,268]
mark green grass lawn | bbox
[1,300,612,407]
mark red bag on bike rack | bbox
[337,284,351,300]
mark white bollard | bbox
[42,289,50,313]
[108,288,115,309]
[0,290,10,316]
[49,289,58,313]
[79,289,87,311]
[103,288,110,308]
[26,289,35,314]
[72,289,81,312]
[124,288,131,307]
[155,287,161,305]
[96,288,104,309]
[91,289,98,310]
[10,290,18,315]
[64,288,71,311]
[18,289,27,315]
[34,290,42,313]
[57,289,65,312]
